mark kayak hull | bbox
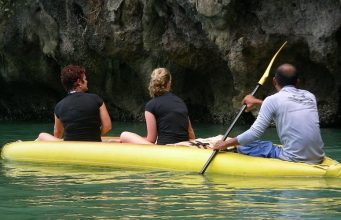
[1,141,341,177]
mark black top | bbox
[145,92,189,145]
[55,92,103,141]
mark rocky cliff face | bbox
[0,0,340,126]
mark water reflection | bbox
[3,162,341,188]
[1,161,340,219]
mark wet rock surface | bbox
[0,0,340,126]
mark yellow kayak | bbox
[1,141,341,177]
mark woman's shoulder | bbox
[145,96,157,108]
[77,93,103,106]
[162,92,182,100]
[145,93,170,109]
[168,93,186,104]
[84,92,101,98]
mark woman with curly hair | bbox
[120,68,195,144]
[36,65,112,141]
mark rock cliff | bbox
[0,0,340,126]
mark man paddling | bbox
[213,63,325,164]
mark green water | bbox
[1,122,341,219]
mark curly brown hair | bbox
[148,68,171,97]
[60,65,86,92]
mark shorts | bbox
[237,140,281,158]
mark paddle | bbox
[199,41,287,175]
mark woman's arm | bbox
[53,115,64,138]
[145,111,157,143]
[99,103,112,135]
[188,119,195,140]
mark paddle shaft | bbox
[199,41,287,175]
[199,84,260,175]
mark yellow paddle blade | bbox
[258,41,287,85]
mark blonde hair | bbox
[148,68,172,97]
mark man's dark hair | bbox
[275,64,298,87]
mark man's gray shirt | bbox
[237,86,325,164]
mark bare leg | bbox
[101,136,121,142]
[36,132,62,141]
[120,131,153,144]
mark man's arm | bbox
[213,137,239,150]
[243,95,263,112]
[213,96,275,150]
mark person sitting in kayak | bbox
[36,65,112,141]
[213,63,325,164]
[120,67,195,145]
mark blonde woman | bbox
[120,68,195,144]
